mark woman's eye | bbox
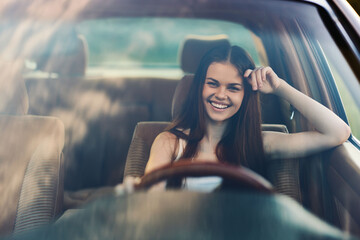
[228,86,241,92]
[206,82,218,87]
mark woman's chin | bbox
[205,114,230,125]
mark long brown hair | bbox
[168,45,265,175]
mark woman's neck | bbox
[204,120,228,146]
[195,119,227,161]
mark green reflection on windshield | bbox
[76,18,260,71]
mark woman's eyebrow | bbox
[206,78,242,86]
[228,83,243,87]
[206,77,219,83]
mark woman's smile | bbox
[208,99,231,110]
[208,100,231,112]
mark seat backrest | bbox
[124,122,301,203]
[123,122,290,176]
[0,116,65,236]
[124,122,169,178]
[0,61,65,236]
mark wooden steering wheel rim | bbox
[136,160,274,193]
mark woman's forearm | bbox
[274,79,351,145]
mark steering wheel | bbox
[135,160,274,193]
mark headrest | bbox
[33,32,87,77]
[0,60,29,115]
[179,34,230,74]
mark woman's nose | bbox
[215,86,226,99]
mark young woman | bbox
[144,45,350,190]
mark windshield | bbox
[1,0,360,238]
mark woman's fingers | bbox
[244,69,256,90]
[262,67,268,85]
[250,73,258,91]
[255,67,264,89]
[243,69,252,78]
[244,68,262,91]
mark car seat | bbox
[124,35,301,202]
[31,26,88,77]
[0,60,65,236]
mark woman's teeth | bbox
[210,102,229,109]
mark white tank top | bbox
[174,137,222,192]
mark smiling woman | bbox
[1,0,360,238]
[145,45,265,176]
[145,42,350,187]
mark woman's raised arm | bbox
[244,67,351,159]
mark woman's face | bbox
[202,62,245,124]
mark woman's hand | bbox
[114,176,141,195]
[244,66,281,94]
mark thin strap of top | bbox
[174,138,185,161]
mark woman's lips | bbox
[208,100,231,110]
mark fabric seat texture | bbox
[0,61,65,236]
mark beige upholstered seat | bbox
[0,61,65,236]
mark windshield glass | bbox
[1,0,360,238]
[1,0,359,189]
[0,0,358,190]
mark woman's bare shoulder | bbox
[146,131,178,174]
[155,131,178,142]
[151,131,179,154]
[151,129,189,156]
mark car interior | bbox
[1,0,360,238]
